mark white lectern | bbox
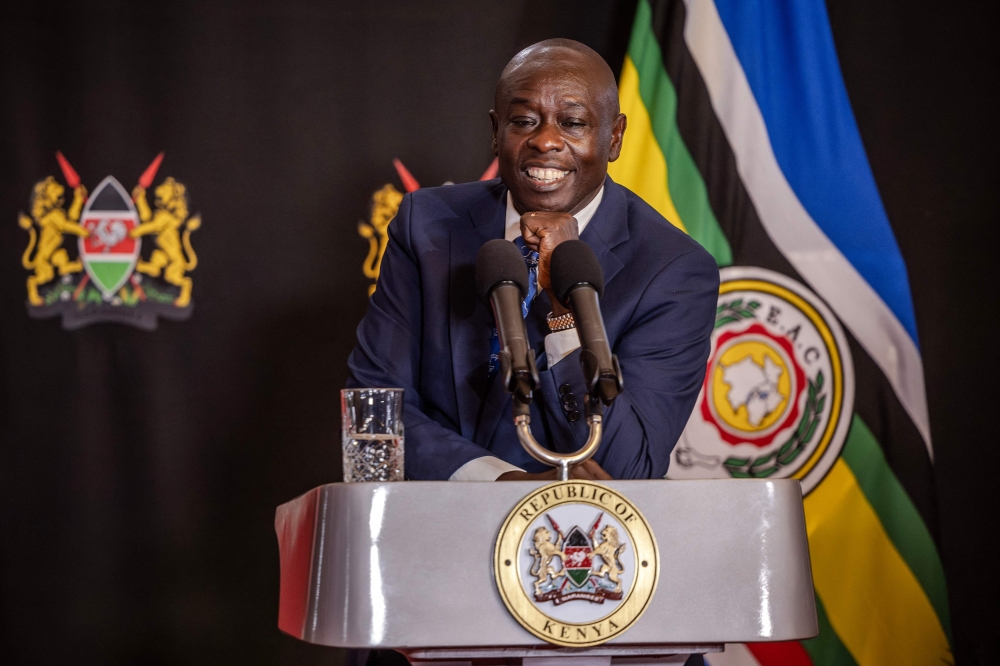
[276,479,817,663]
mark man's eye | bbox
[512,119,535,127]
[562,121,586,128]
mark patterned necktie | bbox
[488,236,539,378]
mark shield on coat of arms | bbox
[562,526,593,587]
[78,176,140,301]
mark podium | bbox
[276,479,817,663]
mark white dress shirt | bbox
[450,186,605,481]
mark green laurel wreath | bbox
[715,298,761,329]
[722,370,826,479]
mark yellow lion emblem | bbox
[358,183,403,296]
[529,526,566,596]
[18,177,90,306]
[590,525,626,594]
[131,177,200,307]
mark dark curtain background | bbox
[0,1,995,664]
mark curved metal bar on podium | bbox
[514,414,603,480]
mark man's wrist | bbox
[547,290,571,316]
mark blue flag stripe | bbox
[712,0,919,346]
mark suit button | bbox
[559,383,572,396]
[561,395,578,411]
[567,411,581,422]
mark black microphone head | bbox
[551,239,605,303]
[476,239,530,304]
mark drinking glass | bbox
[341,388,404,482]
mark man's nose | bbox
[527,121,565,153]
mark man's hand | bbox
[497,459,611,481]
[520,211,579,315]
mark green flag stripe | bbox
[841,414,952,639]
[802,593,858,666]
[628,0,732,265]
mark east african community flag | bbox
[608,1,950,665]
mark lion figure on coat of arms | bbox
[18,177,90,306]
[529,526,566,595]
[131,177,200,307]
[590,525,626,594]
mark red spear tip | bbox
[479,157,499,181]
[588,512,604,537]
[546,513,563,536]
[392,158,421,193]
[55,151,81,189]
[138,152,165,189]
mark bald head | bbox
[495,39,620,124]
[489,39,627,214]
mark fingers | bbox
[497,462,609,482]
[570,460,613,480]
[497,469,558,482]
[519,212,579,250]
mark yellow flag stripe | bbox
[609,56,686,232]
[804,459,952,666]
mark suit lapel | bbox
[580,177,629,289]
[450,182,507,441]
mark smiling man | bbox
[348,39,719,483]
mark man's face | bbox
[491,61,623,214]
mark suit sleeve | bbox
[347,194,493,480]
[538,247,720,479]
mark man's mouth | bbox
[525,167,570,184]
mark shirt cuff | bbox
[544,329,581,367]
[449,456,525,481]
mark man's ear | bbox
[608,113,627,162]
[489,110,499,156]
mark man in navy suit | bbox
[348,39,719,482]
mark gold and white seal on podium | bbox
[494,480,659,646]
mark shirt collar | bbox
[504,186,605,242]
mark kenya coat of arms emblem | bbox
[494,481,658,647]
[530,512,625,604]
[17,152,201,330]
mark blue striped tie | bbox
[488,236,539,378]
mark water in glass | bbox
[341,388,404,482]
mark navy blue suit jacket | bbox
[347,176,719,480]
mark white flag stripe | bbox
[706,643,763,666]
[680,0,932,457]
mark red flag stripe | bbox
[745,642,813,666]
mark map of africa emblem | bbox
[17,152,200,330]
[494,481,658,647]
[668,267,855,494]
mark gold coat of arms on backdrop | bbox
[357,158,498,295]
[16,152,200,330]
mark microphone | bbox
[476,239,540,406]
[550,240,623,409]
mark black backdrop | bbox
[0,1,996,664]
